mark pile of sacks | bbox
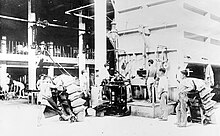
[53,74,87,122]
[199,87,216,119]
[67,85,86,122]
[191,78,217,122]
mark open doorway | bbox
[7,67,28,83]
[186,63,206,80]
[212,66,220,88]
[210,66,220,102]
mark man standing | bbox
[176,69,194,127]
[157,68,169,121]
[81,69,89,96]
[3,73,11,100]
[146,59,157,102]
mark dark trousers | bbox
[47,97,62,115]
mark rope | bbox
[45,50,72,76]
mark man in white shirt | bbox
[176,69,194,127]
[2,73,11,100]
[157,68,169,121]
[13,80,25,98]
[37,75,70,126]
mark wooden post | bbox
[70,47,73,58]
[0,36,7,87]
[8,40,11,54]
[1,36,7,54]
[48,42,54,77]
[28,0,36,90]
[78,11,86,87]
[0,64,7,91]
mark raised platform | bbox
[127,100,176,118]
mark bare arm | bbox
[178,78,194,93]
[181,86,194,93]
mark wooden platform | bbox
[127,100,176,118]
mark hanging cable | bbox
[44,50,72,76]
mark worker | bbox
[89,73,95,88]
[157,68,169,121]
[37,75,68,126]
[2,73,11,100]
[36,74,45,90]
[81,69,89,96]
[13,80,25,98]
[175,69,194,127]
[17,44,23,54]
[146,59,157,102]
[39,41,46,54]
[81,69,91,108]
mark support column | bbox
[0,36,7,89]
[1,36,7,54]
[78,11,86,87]
[48,42,54,77]
[94,0,107,86]
[0,65,7,90]
[28,0,36,90]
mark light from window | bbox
[184,31,208,42]
[210,38,220,46]
[118,6,143,14]
[210,14,220,23]
[183,3,208,16]
[147,0,176,7]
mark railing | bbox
[53,46,94,59]
[53,46,79,58]
[0,39,94,59]
[85,48,95,59]
[7,41,28,55]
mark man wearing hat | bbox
[178,70,194,93]
[175,69,194,127]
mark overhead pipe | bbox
[65,3,94,15]
[72,13,94,20]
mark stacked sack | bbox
[200,88,216,119]
[67,84,86,122]
[191,78,217,121]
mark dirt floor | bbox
[0,99,220,136]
